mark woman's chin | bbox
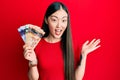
[54,34,62,39]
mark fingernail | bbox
[97,39,100,41]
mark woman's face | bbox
[47,8,68,40]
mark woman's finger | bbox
[24,46,31,50]
[23,44,28,49]
[92,45,101,51]
[29,25,45,35]
[24,53,32,60]
[83,40,89,46]
[93,39,100,46]
[24,49,32,56]
[89,38,96,45]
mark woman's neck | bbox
[44,35,61,43]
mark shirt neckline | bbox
[42,38,61,45]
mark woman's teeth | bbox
[55,29,61,35]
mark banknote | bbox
[18,24,43,48]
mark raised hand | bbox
[22,24,45,65]
[23,44,37,64]
[81,39,101,57]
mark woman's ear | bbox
[45,17,48,24]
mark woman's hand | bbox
[23,44,38,65]
[81,39,101,57]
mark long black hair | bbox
[42,2,74,80]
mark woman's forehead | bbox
[50,9,68,19]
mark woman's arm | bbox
[23,45,39,80]
[75,55,87,80]
[22,24,45,80]
[28,65,39,80]
[75,39,101,80]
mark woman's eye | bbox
[51,18,57,22]
[62,20,67,22]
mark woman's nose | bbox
[56,21,61,28]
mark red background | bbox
[0,0,120,80]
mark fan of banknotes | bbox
[18,24,43,48]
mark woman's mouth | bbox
[55,29,62,35]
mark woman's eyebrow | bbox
[62,16,67,18]
[50,15,58,18]
[50,15,68,19]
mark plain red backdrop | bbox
[0,0,120,80]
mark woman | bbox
[23,2,101,80]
